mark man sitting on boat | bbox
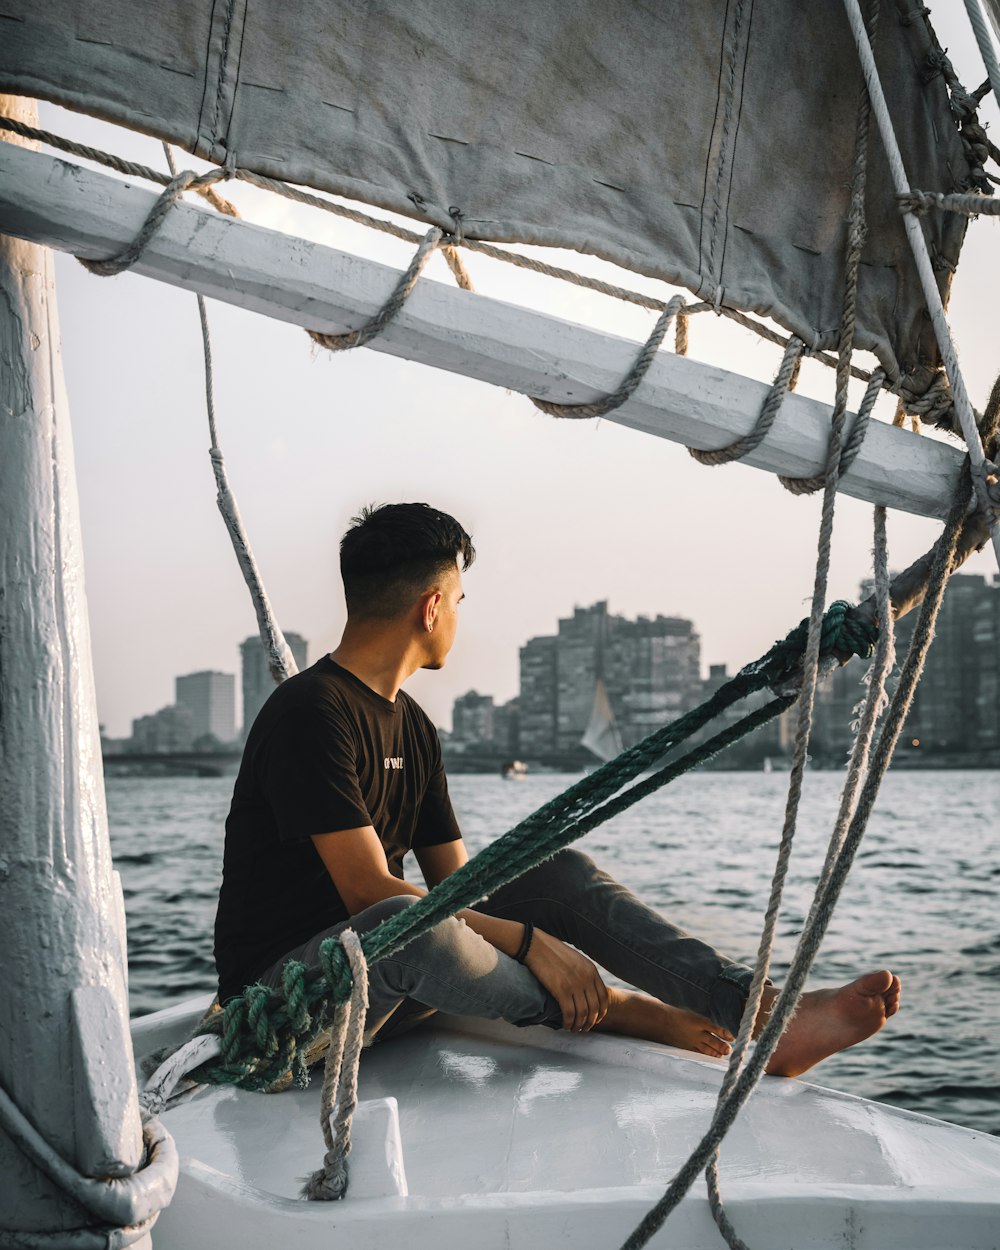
[214,502,900,1075]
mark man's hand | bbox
[524,928,609,1032]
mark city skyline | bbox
[111,570,1000,761]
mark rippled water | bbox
[109,768,1000,1135]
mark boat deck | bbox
[134,999,1000,1249]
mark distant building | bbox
[806,572,1000,763]
[452,690,495,746]
[555,603,608,752]
[900,573,999,756]
[240,632,308,738]
[609,614,702,744]
[175,670,236,744]
[519,635,558,757]
[129,704,194,754]
[517,602,701,759]
[492,697,521,758]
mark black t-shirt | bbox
[213,657,461,1003]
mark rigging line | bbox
[707,16,884,1236]
[308,226,447,351]
[623,467,966,1250]
[708,509,894,1250]
[900,187,1000,215]
[778,367,885,495]
[708,1,885,1224]
[529,295,686,419]
[162,143,297,685]
[965,0,1000,112]
[842,0,1000,569]
[626,14,879,1234]
[688,335,804,465]
[301,929,369,1201]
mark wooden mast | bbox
[0,98,148,1245]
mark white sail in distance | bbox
[581,677,623,763]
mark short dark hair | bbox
[340,503,475,619]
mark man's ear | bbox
[422,590,443,633]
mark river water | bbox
[109,768,1000,1135]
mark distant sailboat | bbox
[580,677,623,763]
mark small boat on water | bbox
[501,759,529,780]
[2,1,1000,1246]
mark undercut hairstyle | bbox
[340,503,475,620]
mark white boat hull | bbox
[133,997,1000,1249]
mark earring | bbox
[428,622,435,634]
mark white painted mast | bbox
[0,140,971,522]
[0,97,150,1246]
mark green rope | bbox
[194,601,874,1090]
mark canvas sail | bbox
[581,678,624,764]
[0,1,973,392]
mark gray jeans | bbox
[259,849,754,1041]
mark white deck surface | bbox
[134,999,1000,1249]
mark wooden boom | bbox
[0,140,969,521]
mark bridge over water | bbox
[102,751,243,778]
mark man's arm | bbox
[311,828,608,1031]
[311,830,525,956]
[414,840,610,1033]
[311,826,424,914]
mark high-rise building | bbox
[452,690,495,746]
[175,670,236,744]
[129,704,194,754]
[556,603,609,752]
[808,572,1000,762]
[519,635,558,757]
[900,573,999,755]
[492,698,521,758]
[240,632,309,738]
[608,615,702,744]
[518,603,701,758]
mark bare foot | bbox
[763,970,901,1078]
[594,986,734,1058]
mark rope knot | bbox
[821,600,878,663]
[318,934,355,1005]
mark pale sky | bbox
[34,8,999,737]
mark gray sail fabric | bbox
[0,0,972,391]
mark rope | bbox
[964,0,1000,116]
[779,41,875,500]
[161,145,298,685]
[530,296,685,419]
[622,481,961,1250]
[301,929,370,1200]
[77,166,229,277]
[622,257,995,1250]
[688,336,804,465]
[706,504,895,1250]
[842,0,1000,568]
[778,367,884,494]
[628,20,879,1241]
[307,227,447,352]
[899,188,1000,215]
